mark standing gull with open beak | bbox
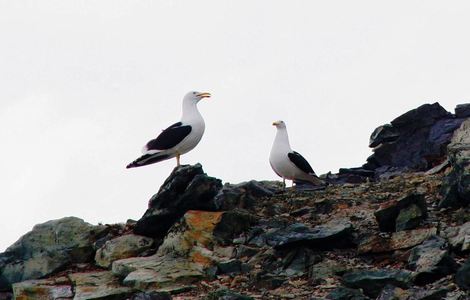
[127,91,211,168]
[269,120,323,188]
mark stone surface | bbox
[204,289,254,300]
[12,277,73,300]
[369,124,400,148]
[455,258,470,290]
[342,269,413,298]
[95,234,154,268]
[213,180,277,210]
[129,292,172,300]
[455,103,470,118]
[262,219,353,250]
[69,271,133,300]
[134,164,223,238]
[0,217,107,291]
[440,119,470,208]
[441,221,470,252]
[377,285,449,300]
[358,227,437,254]
[326,287,367,300]
[374,193,427,232]
[408,236,458,284]
[309,259,347,283]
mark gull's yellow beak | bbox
[272,121,279,126]
[197,92,211,99]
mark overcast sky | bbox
[1,1,470,251]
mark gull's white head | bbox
[272,120,287,129]
[184,91,211,104]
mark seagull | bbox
[269,120,323,188]
[126,91,211,169]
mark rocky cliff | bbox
[1,103,470,300]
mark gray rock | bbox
[377,285,449,300]
[214,180,277,210]
[134,164,223,238]
[69,271,134,300]
[263,220,353,250]
[95,234,154,268]
[129,292,172,300]
[326,287,367,300]
[342,269,413,298]
[455,258,470,290]
[204,289,254,300]
[440,119,470,208]
[374,193,427,232]
[408,236,458,285]
[455,103,470,118]
[441,221,470,252]
[12,277,73,300]
[369,124,400,148]
[309,259,347,284]
[0,217,107,291]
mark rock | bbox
[440,119,470,207]
[213,180,277,210]
[309,259,347,284]
[129,291,172,300]
[95,234,155,268]
[365,103,463,172]
[326,287,367,300]
[374,193,427,232]
[455,103,470,118]
[262,220,353,250]
[342,269,413,298]
[0,217,107,291]
[441,221,470,252]
[279,247,320,277]
[12,277,73,300]
[134,164,223,238]
[212,210,258,246]
[204,289,254,300]
[407,236,458,285]
[216,259,250,275]
[358,227,437,254]
[455,258,470,290]
[377,285,449,300]
[69,271,133,300]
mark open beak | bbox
[197,92,211,99]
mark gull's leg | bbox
[282,178,286,190]
[176,154,181,167]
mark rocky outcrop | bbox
[366,103,465,173]
[441,221,470,252]
[0,217,107,291]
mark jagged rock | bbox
[377,285,449,300]
[365,103,464,172]
[95,234,155,268]
[441,222,470,252]
[309,259,347,284]
[278,247,320,277]
[326,287,367,300]
[455,258,470,290]
[358,227,437,254]
[134,164,223,238]
[262,219,353,250]
[374,193,427,232]
[0,217,107,291]
[440,119,470,208]
[69,271,133,300]
[455,104,470,118]
[205,289,254,300]
[407,236,458,285]
[212,210,258,246]
[214,180,277,210]
[216,259,250,275]
[342,269,413,298]
[12,277,73,300]
[129,291,172,300]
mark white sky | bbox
[1,1,470,251]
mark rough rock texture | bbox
[441,221,470,252]
[407,236,458,285]
[12,277,73,300]
[69,271,133,300]
[134,164,223,238]
[0,217,107,291]
[377,285,449,300]
[213,181,277,210]
[95,234,154,268]
[456,258,470,291]
[342,269,413,298]
[440,119,470,208]
[366,103,464,172]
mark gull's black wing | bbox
[145,122,192,151]
[288,151,316,175]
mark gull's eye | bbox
[193,92,196,95]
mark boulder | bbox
[374,193,427,232]
[440,119,470,208]
[69,271,134,300]
[377,285,449,300]
[12,277,73,300]
[213,180,277,211]
[358,227,437,254]
[365,103,464,172]
[0,217,107,291]
[262,219,353,250]
[95,234,155,268]
[455,258,470,290]
[441,221,470,252]
[129,292,172,300]
[326,287,367,300]
[455,103,470,118]
[407,236,458,285]
[342,269,413,298]
[134,164,223,238]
